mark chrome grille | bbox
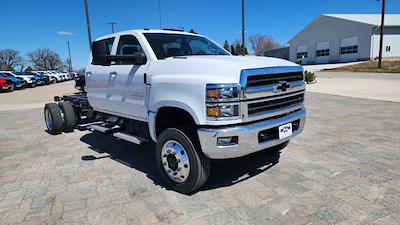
[248,93,304,116]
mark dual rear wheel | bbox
[44,101,77,134]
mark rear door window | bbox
[115,35,144,65]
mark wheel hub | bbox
[45,109,53,129]
[161,140,190,183]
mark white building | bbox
[288,14,400,64]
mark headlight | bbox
[207,104,239,118]
[206,84,239,102]
[206,84,240,120]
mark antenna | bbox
[107,22,117,33]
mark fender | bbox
[148,100,201,142]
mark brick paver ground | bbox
[0,92,399,225]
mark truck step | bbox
[88,124,118,134]
[77,121,105,131]
[113,132,148,145]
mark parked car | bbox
[49,71,65,82]
[40,71,63,82]
[0,73,26,89]
[44,29,306,194]
[0,77,14,92]
[35,71,57,84]
[0,71,36,87]
[59,71,73,80]
[30,71,53,85]
[14,72,45,86]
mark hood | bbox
[176,55,299,69]
[149,55,301,84]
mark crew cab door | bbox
[108,34,149,121]
[85,37,115,112]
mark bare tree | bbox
[248,35,282,56]
[27,48,63,70]
[0,49,25,71]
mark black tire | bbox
[8,84,15,92]
[44,103,63,135]
[58,101,77,132]
[30,82,36,88]
[155,128,210,194]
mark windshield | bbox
[144,33,230,59]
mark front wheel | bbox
[155,128,210,194]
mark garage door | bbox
[316,42,330,64]
[340,37,359,62]
[296,45,308,64]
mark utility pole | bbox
[67,41,73,72]
[378,0,386,68]
[158,0,162,29]
[241,0,245,56]
[108,22,117,33]
[83,0,93,50]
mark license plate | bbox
[278,123,292,139]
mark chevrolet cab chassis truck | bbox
[44,29,306,194]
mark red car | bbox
[0,77,14,92]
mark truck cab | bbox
[45,29,306,194]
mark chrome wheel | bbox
[161,140,190,183]
[45,108,53,129]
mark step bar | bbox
[77,121,148,145]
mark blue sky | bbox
[1,0,399,69]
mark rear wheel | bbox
[44,103,63,135]
[155,128,210,194]
[58,101,77,132]
[30,82,36,88]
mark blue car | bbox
[14,72,45,86]
[0,73,26,89]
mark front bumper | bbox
[197,108,306,159]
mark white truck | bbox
[44,29,306,194]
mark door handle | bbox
[109,72,117,77]
[86,71,92,77]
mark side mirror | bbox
[92,41,110,66]
[133,53,147,65]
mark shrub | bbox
[304,71,316,84]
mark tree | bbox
[25,66,33,72]
[27,48,63,70]
[223,40,230,52]
[233,39,248,56]
[248,34,282,56]
[0,49,25,71]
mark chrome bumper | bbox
[197,108,306,159]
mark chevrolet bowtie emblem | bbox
[274,81,291,92]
